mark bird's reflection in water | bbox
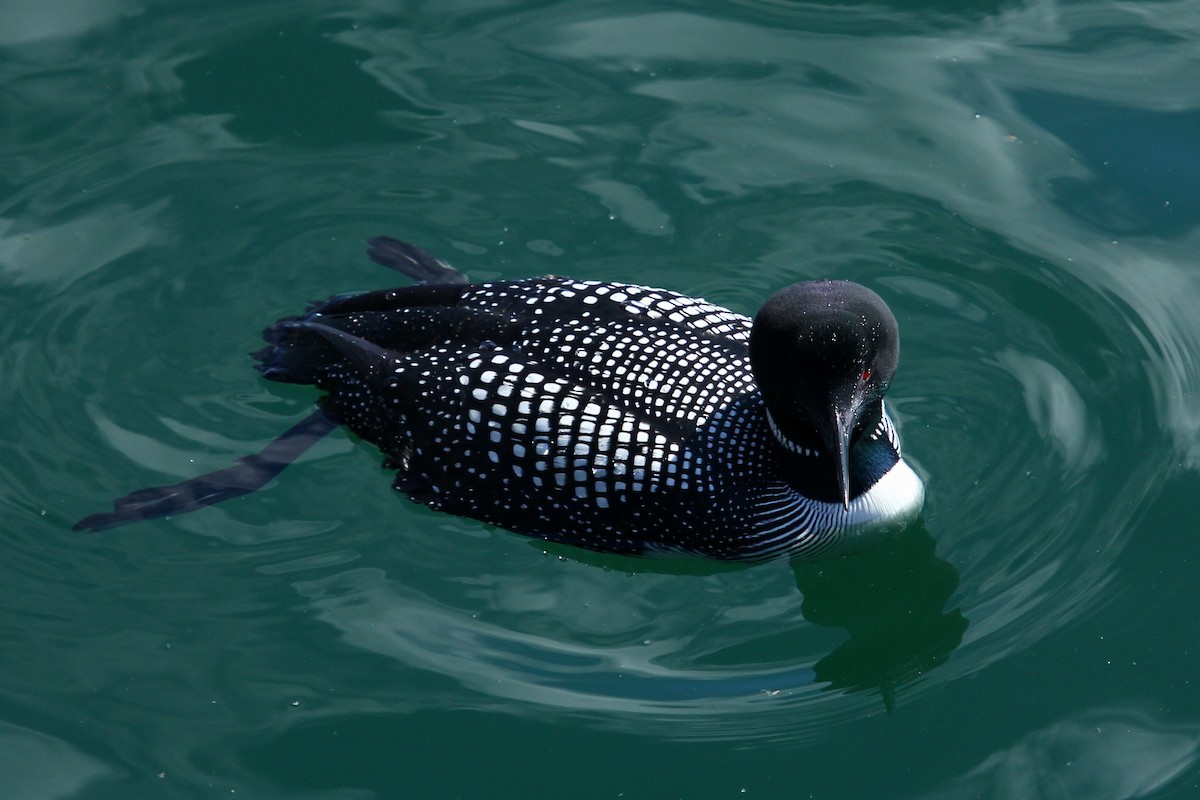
[542,518,966,713]
[791,522,967,712]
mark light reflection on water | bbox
[913,705,1200,800]
[227,0,1196,742]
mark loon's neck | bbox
[764,400,889,505]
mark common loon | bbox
[77,237,923,561]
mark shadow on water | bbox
[550,517,969,717]
[791,522,967,713]
[533,517,970,719]
[279,514,965,742]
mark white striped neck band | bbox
[764,410,821,458]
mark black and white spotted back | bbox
[258,275,922,560]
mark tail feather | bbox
[254,320,334,384]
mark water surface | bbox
[2,1,1200,797]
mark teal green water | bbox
[4,1,1200,797]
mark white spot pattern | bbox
[278,277,919,560]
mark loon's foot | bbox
[74,409,339,532]
[366,236,468,285]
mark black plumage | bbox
[252,239,924,559]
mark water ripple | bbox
[3,0,1196,759]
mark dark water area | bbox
[3,1,1200,798]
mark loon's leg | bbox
[76,236,465,533]
[74,409,339,532]
[366,236,468,285]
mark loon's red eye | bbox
[862,368,872,381]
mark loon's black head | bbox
[749,280,899,510]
